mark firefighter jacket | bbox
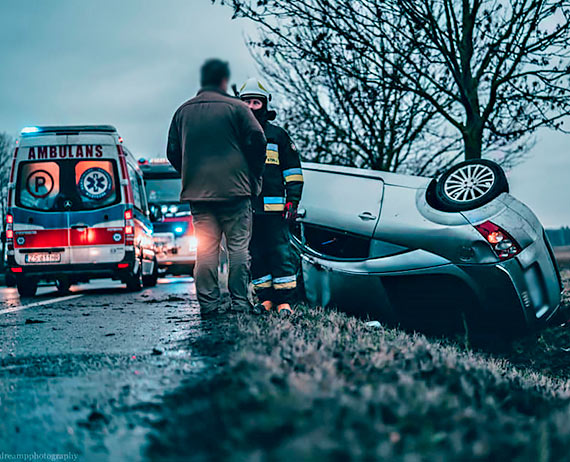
[254,122,304,214]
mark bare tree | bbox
[219,0,463,174]
[222,0,570,167]
[0,132,15,224]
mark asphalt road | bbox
[0,277,210,461]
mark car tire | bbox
[56,277,71,295]
[5,272,17,288]
[142,257,159,287]
[17,277,38,297]
[125,259,143,292]
[432,159,509,212]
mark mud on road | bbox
[0,278,219,461]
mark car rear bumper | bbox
[157,253,196,275]
[299,233,562,334]
[7,251,137,282]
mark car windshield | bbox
[145,178,182,204]
[16,159,120,212]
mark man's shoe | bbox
[200,306,219,317]
[253,300,274,315]
[277,303,293,316]
[230,303,251,313]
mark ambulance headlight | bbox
[161,205,168,214]
[169,205,179,214]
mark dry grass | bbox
[554,247,570,270]
[148,272,570,461]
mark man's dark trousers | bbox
[190,198,253,312]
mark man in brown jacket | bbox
[166,59,267,314]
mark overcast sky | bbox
[0,0,568,227]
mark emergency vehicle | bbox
[3,125,158,297]
[138,158,197,276]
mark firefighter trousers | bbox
[250,213,297,305]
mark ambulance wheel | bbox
[17,277,38,297]
[143,257,159,287]
[56,277,71,295]
[125,260,143,292]
[5,272,17,288]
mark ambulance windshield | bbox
[16,160,120,211]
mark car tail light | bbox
[475,221,520,260]
[124,209,134,245]
[11,267,22,273]
[117,263,129,269]
[5,214,13,249]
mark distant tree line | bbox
[219,0,570,175]
[547,227,570,246]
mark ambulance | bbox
[138,158,197,276]
[3,125,158,297]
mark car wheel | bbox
[17,277,38,297]
[125,259,143,291]
[56,277,71,295]
[5,272,17,288]
[142,257,159,287]
[433,159,508,212]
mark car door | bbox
[127,163,154,275]
[68,156,125,264]
[12,158,71,266]
[297,165,384,237]
[294,165,387,311]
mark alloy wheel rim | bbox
[443,164,495,202]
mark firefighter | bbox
[239,78,304,316]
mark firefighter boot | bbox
[277,303,294,316]
[253,300,274,315]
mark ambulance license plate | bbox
[25,253,61,264]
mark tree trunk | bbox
[462,123,483,160]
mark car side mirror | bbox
[149,206,163,223]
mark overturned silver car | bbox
[292,160,563,335]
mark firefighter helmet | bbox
[239,78,272,102]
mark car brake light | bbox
[124,209,134,244]
[6,229,13,239]
[475,221,520,260]
[118,263,129,269]
[11,267,23,273]
[6,214,13,224]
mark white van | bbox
[3,125,158,297]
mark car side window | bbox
[301,224,371,259]
[127,164,144,212]
[136,172,149,214]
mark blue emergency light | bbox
[21,126,41,135]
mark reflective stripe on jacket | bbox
[254,122,303,213]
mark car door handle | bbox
[358,212,377,221]
[297,208,306,218]
[71,224,88,230]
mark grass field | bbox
[148,270,570,461]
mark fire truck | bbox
[138,158,196,276]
